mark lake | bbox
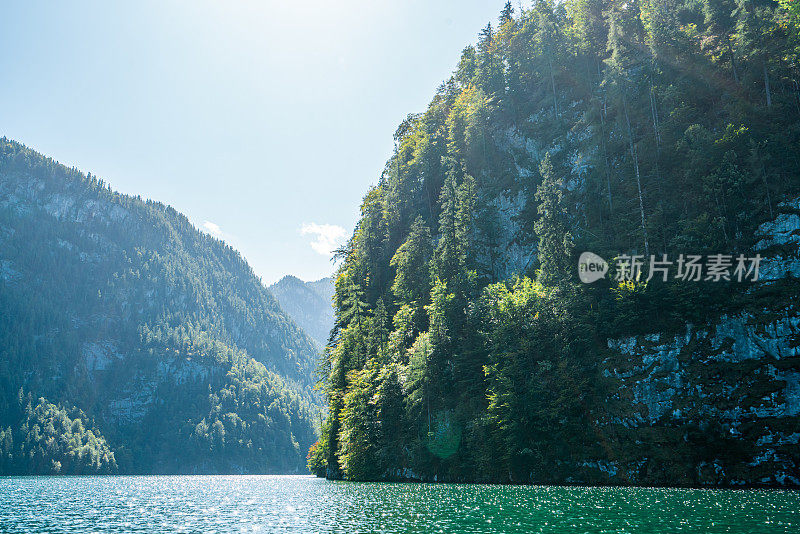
[1,475,798,533]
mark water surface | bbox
[1,475,798,533]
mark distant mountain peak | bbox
[270,275,334,348]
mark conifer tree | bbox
[534,154,574,285]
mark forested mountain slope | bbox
[270,276,335,348]
[0,138,320,474]
[310,0,800,486]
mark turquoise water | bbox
[1,475,798,533]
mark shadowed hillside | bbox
[0,138,320,474]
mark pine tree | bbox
[500,1,515,26]
[534,153,574,285]
[703,0,741,81]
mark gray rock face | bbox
[594,199,800,486]
[755,200,800,281]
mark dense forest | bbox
[0,139,321,474]
[310,0,800,485]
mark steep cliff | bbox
[311,1,800,486]
[594,199,800,486]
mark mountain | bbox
[0,138,320,474]
[270,276,335,348]
[306,277,336,309]
[309,1,800,486]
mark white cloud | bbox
[202,221,224,239]
[300,222,347,257]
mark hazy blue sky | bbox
[1,0,515,283]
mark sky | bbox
[0,0,515,284]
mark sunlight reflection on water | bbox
[0,475,798,533]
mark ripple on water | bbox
[0,476,798,533]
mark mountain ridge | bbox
[270,275,335,348]
[0,137,320,474]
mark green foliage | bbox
[313,0,800,482]
[534,153,574,285]
[307,438,327,476]
[0,139,321,474]
[336,364,381,480]
[0,393,117,475]
[482,278,596,481]
[425,411,462,460]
